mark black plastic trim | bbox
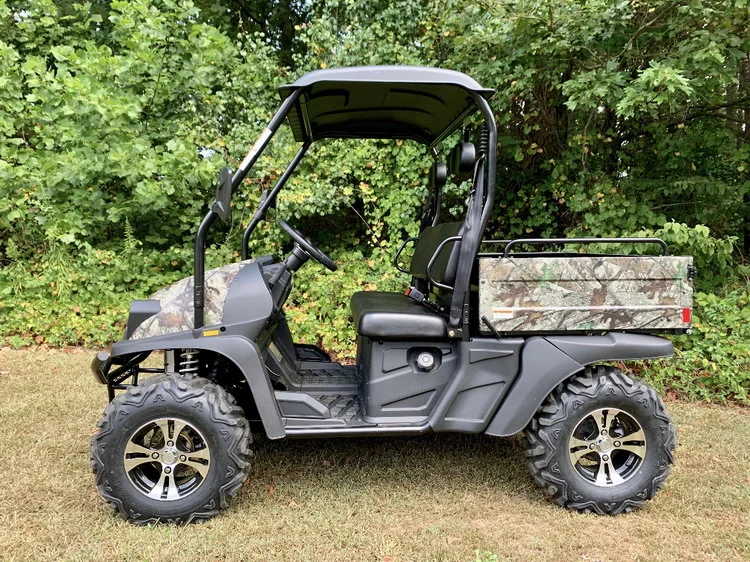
[284,423,431,438]
[393,236,419,273]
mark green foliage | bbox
[1,0,749,405]
[641,289,750,404]
[473,551,500,562]
[635,222,737,291]
[286,248,406,359]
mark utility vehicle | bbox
[91,66,690,524]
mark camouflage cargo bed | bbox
[478,255,694,334]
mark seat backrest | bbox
[409,221,463,287]
[410,142,476,292]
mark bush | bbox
[639,289,750,404]
[1,0,749,406]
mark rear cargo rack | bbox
[479,237,669,258]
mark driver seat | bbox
[350,221,462,339]
[350,144,475,340]
[350,291,447,338]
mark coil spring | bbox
[478,124,489,155]
[179,349,200,375]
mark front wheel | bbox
[525,366,676,514]
[91,374,251,524]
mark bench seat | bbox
[350,291,447,339]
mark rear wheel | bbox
[525,366,676,514]
[91,374,251,524]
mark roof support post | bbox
[448,93,497,335]
[230,89,302,191]
[242,142,310,260]
[471,94,497,234]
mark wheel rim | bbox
[123,417,211,501]
[568,407,647,487]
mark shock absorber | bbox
[179,349,200,375]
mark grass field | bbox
[0,348,748,561]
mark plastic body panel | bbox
[125,300,161,339]
[478,255,693,333]
[275,391,331,418]
[128,261,269,340]
[484,333,674,437]
[545,332,673,364]
[129,260,258,339]
[428,338,524,433]
[356,337,523,431]
[358,338,458,424]
[111,334,285,439]
[279,66,494,145]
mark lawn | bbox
[0,348,748,561]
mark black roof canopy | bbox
[279,66,494,146]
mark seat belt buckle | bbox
[405,286,426,303]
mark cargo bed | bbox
[477,238,694,335]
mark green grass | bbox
[0,348,748,561]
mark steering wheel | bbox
[278,219,338,272]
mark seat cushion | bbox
[350,291,447,338]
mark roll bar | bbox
[241,142,310,260]
[192,84,499,332]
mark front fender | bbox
[110,335,285,440]
[484,333,673,437]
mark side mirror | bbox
[211,167,233,222]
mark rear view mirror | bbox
[211,167,233,222]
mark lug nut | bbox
[151,452,159,459]
[614,441,621,447]
[601,429,608,436]
[179,455,186,462]
[602,454,609,461]
[164,467,172,474]
[167,440,174,447]
[589,443,596,449]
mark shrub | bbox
[639,289,750,404]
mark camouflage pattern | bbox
[130,259,256,340]
[478,256,693,333]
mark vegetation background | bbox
[0,0,748,403]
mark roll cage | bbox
[194,65,498,336]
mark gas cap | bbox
[417,351,436,371]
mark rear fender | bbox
[110,335,285,439]
[484,333,673,437]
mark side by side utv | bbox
[90,66,690,524]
